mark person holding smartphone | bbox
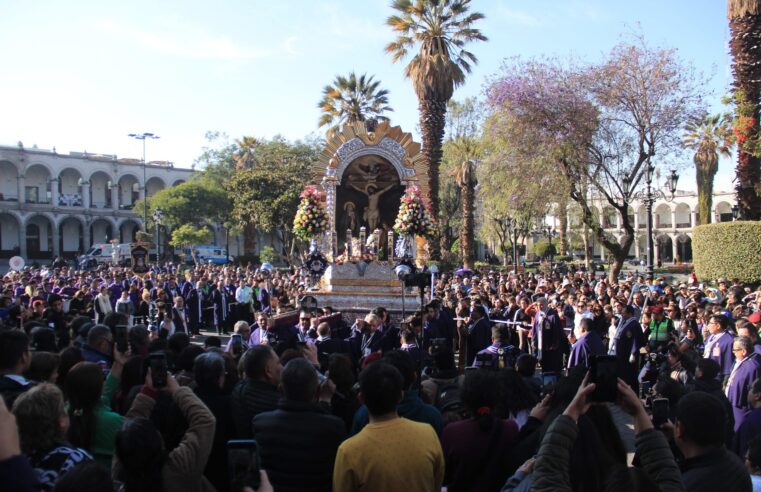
[114,367,216,492]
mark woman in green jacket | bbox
[65,349,127,468]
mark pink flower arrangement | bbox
[293,185,329,240]
[393,185,435,238]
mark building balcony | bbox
[0,194,19,202]
[675,222,691,229]
[58,193,83,207]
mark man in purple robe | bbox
[726,336,761,432]
[530,297,566,375]
[473,325,517,370]
[568,317,606,370]
[609,304,645,390]
[704,314,735,383]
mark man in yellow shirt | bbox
[333,361,445,492]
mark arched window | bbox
[26,224,40,253]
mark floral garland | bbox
[293,185,329,241]
[393,185,435,239]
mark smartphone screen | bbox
[231,334,243,355]
[149,353,168,389]
[115,325,129,353]
[590,355,618,402]
[652,398,669,428]
[227,439,261,492]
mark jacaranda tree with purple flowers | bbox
[484,38,706,281]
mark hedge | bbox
[693,221,761,284]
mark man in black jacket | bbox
[676,391,751,492]
[0,330,34,408]
[252,358,345,492]
[231,345,282,438]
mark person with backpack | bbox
[442,370,519,492]
[420,345,466,425]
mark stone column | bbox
[51,179,59,207]
[19,220,27,259]
[111,185,119,209]
[633,211,639,230]
[654,240,660,265]
[83,220,92,251]
[671,209,678,229]
[672,235,679,263]
[616,212,622,230]
[634,235,640,259]
[82,182,91,208]
[17,175,25,204]
[52,223,61,257]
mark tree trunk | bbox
[419,98,448,260]
[729,11,761,220]
[696,166,715,225]
[582,223,590,271]
[461,182,475,269]
[557,198,569,255]
[243,224,257,255]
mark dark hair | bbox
[516,353,537,377]
[102,312,128,332]
[382,350,415,390]
[431,343,455,371]
[53,461,113,492]
[491,325,508,342]
[66,362,104,451]
[204,336,222,348]
[177,345,204,373]
[710,314,729,331]
[328,354,356,394]
[193,353,225,391]
[25,351,60,383]
[696,358,720,381]
[243,345,276,379]
[115,418,165,492]
[676,391,726,447]
[281,358,319,402]
[359,361,403,416]
[167,332,190,356]
[30,326,57,352]
[128,325,150,354]
[496,368,539,416]
[0,330,30,371]
[461,370,497,431]
[86,325,112,347]
[748,436,761,471]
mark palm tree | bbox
[317,72,393,138]
[683,113,732,225]
[386,0,487,259]
[453,154,476,268]
[234,136,259,170]
[728,0,761,219]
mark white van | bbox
[182,245,230,265]
[80,243,132,265]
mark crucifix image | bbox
[347,182,394,231]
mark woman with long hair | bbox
[441,370,519,492]
[65,350,126,468]
[495,368,539,428]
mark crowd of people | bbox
[0,258,760,491]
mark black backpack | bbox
[434,379,468,424]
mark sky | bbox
[0,0,736,192]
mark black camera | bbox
[648,352,668,365]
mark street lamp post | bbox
[542,226,556,273]
[731,203,740,221]
[128,132,160,229]
[152,207,164,262]
[623,163,679,282]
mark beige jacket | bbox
[113,387,217,492]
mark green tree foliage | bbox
[170,224,213,264]
[386,0,487,259]
[226,136,320,263]
[683,113,733,225]
[693,221,761,283]
[317,72,393,138]
[142,180,230,231]
[259,245,278,264]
